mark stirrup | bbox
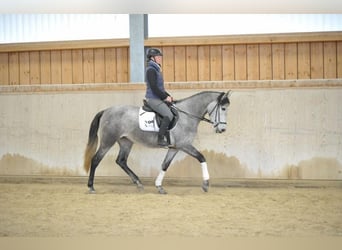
[159,135,176,148]
[158,137,170,147]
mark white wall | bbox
[1,85,341,180]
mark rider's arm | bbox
[146,68,169,100]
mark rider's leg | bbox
[146,99,174,146]
[158,116,171,146]
[156,102,174,146]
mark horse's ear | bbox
[222,91,230,100]
[220,90,231,105]
[222,90,231,99]
[219,91,230,105]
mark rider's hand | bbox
[165,96,173,103]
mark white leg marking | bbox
[155,170,166,186]
[201,162,210,181]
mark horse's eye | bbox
[221,107,226,111]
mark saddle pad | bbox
[138,107,159,132]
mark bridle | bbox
[207,100,227,128]
[171,92,229,127]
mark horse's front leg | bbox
[155,148,179,194]
[201,163,210,192]
[181,145,210,192]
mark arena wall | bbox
[1,80,341,180]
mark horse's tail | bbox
[83,110,104,174]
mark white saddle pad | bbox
[138,107,159,132]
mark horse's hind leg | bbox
[116,138,144,190]
[88,145,112,193]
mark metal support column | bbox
[129,14,148,83]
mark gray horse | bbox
[84,90,231,194]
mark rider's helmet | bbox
[146,48,163,60]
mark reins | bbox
[171,104,213,124]
[171,98,226,126]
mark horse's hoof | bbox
[136,181,144,191]
[202,180,209,192]
[156,186,167,195]
[88,187,96,194]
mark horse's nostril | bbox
[221,128,226,132]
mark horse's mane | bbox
[173,91,224,104]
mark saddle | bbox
[139,100,179,132]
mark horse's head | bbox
[207,91,231,133]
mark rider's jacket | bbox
[145,60,166,100]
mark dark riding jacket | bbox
[145,60,169,100]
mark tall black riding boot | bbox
[158,117,171,147]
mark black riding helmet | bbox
[146,48,163,60]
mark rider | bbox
[145,48,174,147]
